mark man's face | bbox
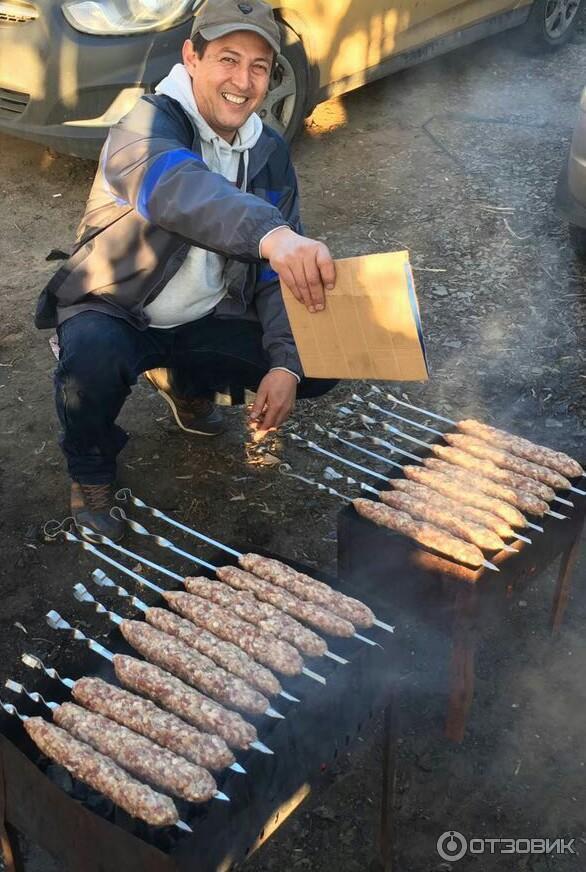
[182,31,273,142]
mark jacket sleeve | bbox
[254,152,304,378]
[103,98,286,262]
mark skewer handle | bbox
[110,509,217,573]
[288,433,390,483]
[279,464,352,503]
[91,569,149,612]
[0,700,28,722]
[45,611,114,663]
[323,466,379,497]
[63,530,166,594]
[4,680,58,711]
[116,489,242,559]
[77,525,184,583]
[366,386,456,426]
[321,424,409,469]
[73,584,123,625]
[21,654,75,689]
[359,396,444,438]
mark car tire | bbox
[518,0,583,51]
[259,23,309,142]
[569,223,586,259]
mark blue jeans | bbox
[55,311,336,484]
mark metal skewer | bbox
[349,394,445,437]
[44,524,169,594]
[367,386,456,425]
[89,570,300,704]
[364,388,586,496]
[281,465,500,573]
[5,679,58,711]
[337,411,574,509]
[115,489,241,558]
[113,492,381,648]
[0,692,196,828]
[0,699,28,722]
[72,584,286,720]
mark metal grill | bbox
[0,86,30,118]
[0,513,398,870]
[337,461,586,741]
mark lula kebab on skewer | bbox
[279,463,499,571]
[287,431,545,533]
[324,419,531,544]
[44,611,270,755]
[337,407,572,508]
[113,489,392,635]
[0,701,192,829]
[365,385,585,482]
[324,416,567,521]
[14,658,245,773]
[343,401,576,506]
[75,517,375,651]
[4,679,220,805]
[318,465,518,553]
[47,522,332,683]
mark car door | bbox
[285,0,523,92]
[391,0,526,55]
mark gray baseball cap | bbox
[191,0,281,55]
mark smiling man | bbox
[35,0,337,540]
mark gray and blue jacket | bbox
[35,92,303,376]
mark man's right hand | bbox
[260,227,336,313]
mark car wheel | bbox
[569,223,586,259]
[258,24,309,142]
[519,0,583,51]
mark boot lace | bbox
[80,483,113,512]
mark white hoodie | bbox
[144,64,264,328]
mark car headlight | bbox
[62,0,201,36]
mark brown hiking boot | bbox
[144,368,226,436]
[70,482,125,542]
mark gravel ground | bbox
[0,20,585,872]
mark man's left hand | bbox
[248,370,298,434]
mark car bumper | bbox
[0,1,189,158]
[556,88,586,229]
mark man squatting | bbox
[35,0,337,541]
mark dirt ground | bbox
[1,22,585,872]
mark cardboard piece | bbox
[281,250,429,381]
